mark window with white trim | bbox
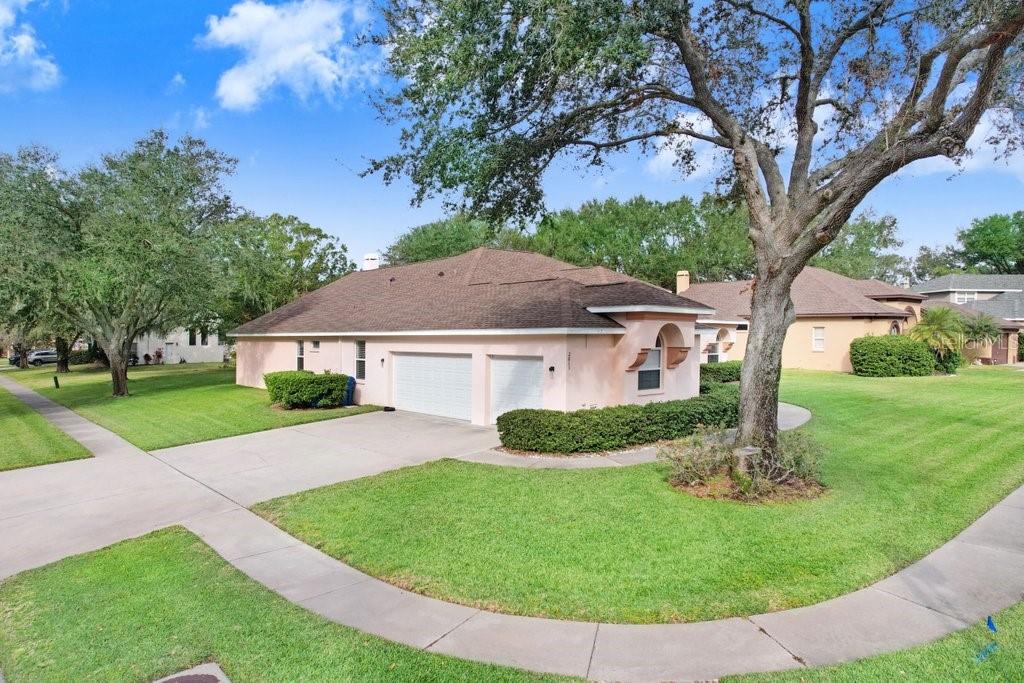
[954,291,977,304]
[889,321,901,335]
[812,326,825,352]
[201,330,209,346]
[637,336,662,390]
[311,340,320,351]
[296,340,304,370]
[707,343,722,364]
[188,329,197,346]
[355,340,366,380]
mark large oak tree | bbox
[370,0,1024,457]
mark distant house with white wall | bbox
[132,328,228,364]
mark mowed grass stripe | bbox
[0,384,90,471]
[255,367,1024,624]
[9,364,378,451]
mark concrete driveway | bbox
[151,410,500,506]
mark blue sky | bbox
[2,0,1022,267]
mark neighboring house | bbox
[911,274,1024,364]
[680,267,926,372]
[133,328,228,364]
[230,248,715,425]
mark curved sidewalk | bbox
[183,484,1024,681]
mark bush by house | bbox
[496,384,739,453]
[849,336,935,377]
[264,370,353,409]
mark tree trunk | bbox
[55,336,72,373]
[736,268,798,455]
[102,338,132,397]
[14,342,28,369]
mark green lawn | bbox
[0,528,565,683]
[0,384,90,471]
[734,603,1023,682]
[255,367,1024,624]
[9,364,379,451]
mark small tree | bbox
[909,307,966,358]
[962,312,1002,359]
[370,0,1024,458]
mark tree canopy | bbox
[383,214,528,265]
[958,211,1024,274]
[219,213,354,332]
[810,212,906,283]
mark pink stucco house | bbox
[230,248,715,425]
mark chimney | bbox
[676,270,690,293]
[362,253,380,271]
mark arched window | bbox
[889,321,901,335]
[638,335,663,390]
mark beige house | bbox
[230,248,715,425]
[680,267,926,372]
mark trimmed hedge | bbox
[496,384,739,453]
[264,370,350,409]
[850,335,935,377]
[700,360,742,385]
[936,350,965,375]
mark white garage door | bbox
[394,353,472,421]
[490,356,544,423]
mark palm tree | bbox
[962,314,1001,347]
[908,307,965,358]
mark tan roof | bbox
[683,267,925,321]
[231,248,713,335]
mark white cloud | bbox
[199,0,375,111]
[899,111,1024,184]
[166,72,187,93]
[0,0,59,93]
[191,105,211,130]
[646,112,722,181]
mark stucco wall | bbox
[234,317,702,424]
[781,318,904,372]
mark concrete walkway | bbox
[2,380,1022,681]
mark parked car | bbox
[27,349,58,366]
[8,352,20,366]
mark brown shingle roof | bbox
[231,248,713,335]
[683,267,924,320]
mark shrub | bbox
[263,370,350,409]
[935,350,965,375]
[496,384,739,453]
[700,360,742,385]
[659,426,822,500]
[849,335,935,377]
[68,349,97,365]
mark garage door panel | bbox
[394,353,472,421]
[490,356,543,423]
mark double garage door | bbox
[393,353,542,422]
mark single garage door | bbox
[490,356,544,423]
[394,353,472,421]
